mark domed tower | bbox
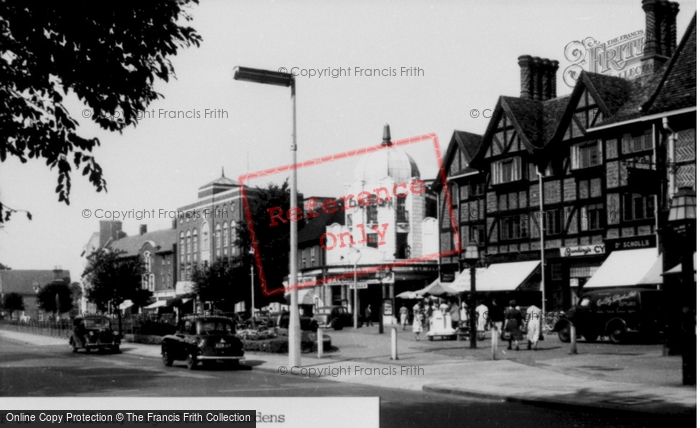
[342,124,427,261]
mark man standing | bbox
[399,304,409,330]
[365,305,373,327]
[526,304,542,350]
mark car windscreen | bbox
[83,318,110,328]
[317,308,331,314]
[197,320,233,334]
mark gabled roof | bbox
[645,13,697,114]
[109,229,177,257]
[298,206,345,245]
[431,130,482,191]
[0,270,71,295]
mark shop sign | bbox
[349,283,368,289]
[559,244,606,257]
[606,235,656,251]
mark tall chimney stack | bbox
[641,0,680,73]
[519,55,559,101]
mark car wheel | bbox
[186,353,198,370]
[607,321,626,344]
[557,322,571,343]
[112,345,121,354]
[331,319,342,331]
[162,347,174,367]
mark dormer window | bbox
[491,157,522,185]
[571,140,602,169]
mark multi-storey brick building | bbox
[436,1,695,312]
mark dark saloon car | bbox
[161,316,244,370]
[270,311,319,331]
[314,306,353,330]
[69,315,121,353]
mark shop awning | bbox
[119,300,133,310]
[584,248,660,288]
[285,287,319,305]
[638,254,664,285]
[664,253,697,275]
[144,300,168,309]
[475,260,541,292]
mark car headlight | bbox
[89,331,95,336]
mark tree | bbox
[37,282,73,318]
[82,249,148,334]
[233,180,294,306]
[2,292,24,319]
[69,282,83,317]
[190,259,245,312]
[0,2,202,222]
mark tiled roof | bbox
[109,229,177,257]
[0,270,71,295]
[501,97,543,148]
[646,14,697,114]
[298,206,345,244]
[542,95,571,142]
[453,131,482,164]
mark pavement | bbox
[0,325,696,416]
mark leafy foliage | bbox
[190,259,246,312]
[2,292,24,317]
[233,180,293,302]
[37,282,74,315]
[0,1,202,222]
[82,249,149,312]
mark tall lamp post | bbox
[463,242,479,349]
[349,247,362,329]
[667,187,696,386]
[249,248,256,329]
[233,66,301,367]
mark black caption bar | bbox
[0,411,256,428]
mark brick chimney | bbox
[52,266,63,281]
[140,224,148,235]
[642,0,680,72]
[518,55,559,100]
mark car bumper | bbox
[196,356,245,361]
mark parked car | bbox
[269,311,319,331]
[69,315,121,353]
[314,306,353,330]
[161,315,245,370]
[246,310,271,329]
[555,288,664,344]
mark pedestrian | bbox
[399,304,409,330]
[365,305,373,327]
[476,301,489,332]
[460,301,468,324]
[412,302,424,340]
[489,299,504,334]
[526,304,542,350]
[449,301,460,329]
[504,300,524,350]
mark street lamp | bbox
[667,186,696,386]
[347,247,362,329]
[233,66,301,367]
[249,248,255,329]
[463,242,479,349]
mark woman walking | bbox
[504,300,524,350]
[412,302,424,340]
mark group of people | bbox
[399,298,543,349]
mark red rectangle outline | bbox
[239,133,461,296]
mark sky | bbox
[0,0,696,283]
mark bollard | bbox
[317,327,323,359]
[391,327,398,360]
[491,326,498,360]
[570,323,578,354]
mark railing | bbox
[0,319,73,339]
